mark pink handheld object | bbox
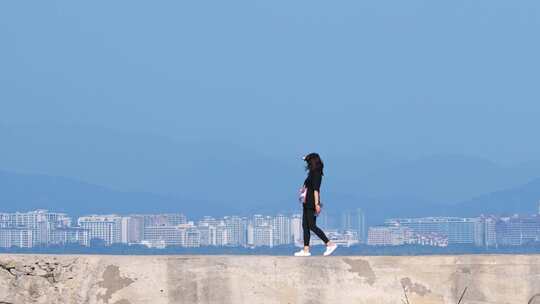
[299,185,307,204]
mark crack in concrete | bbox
[528,293,540,304]
[0,262,16,277]
[34,262,60,283]
[0,259,79,283]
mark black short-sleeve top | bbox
[304,170,322,210]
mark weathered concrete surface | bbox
[1,254,539,304]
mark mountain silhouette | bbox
[0,170,230,217]
[453,178,540,217]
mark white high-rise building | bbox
[125,215,144,244]
[197,216,219,246]
[224,216,245,247]
[143,225,183,246]
[166,214,187,226]
[385,217,483,245]
[247,224,255,247]
[216,222,228,246]
[198,224,217,246]
[121,217,130,244]
[367,226,412,246]
[184,226,201,248]
[198,216,219,227]
[290,214,302,246]
[78,215,122,246]
[143,222,200,248]
[252,215,267,227]
[140,213,187,228]
[0,228,33,248]
[50,228,89,247]
[143,214,168,227]
[254,224,273,247]
[0,210,71,246]
[342,209,367,243]
[496,215,540,246]
[272,214,291,246]
[483,216,497,247]
[118,215,145,244]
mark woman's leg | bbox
[306,210,330,244]
[302,209,311,249]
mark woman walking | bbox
[295,153,338,257]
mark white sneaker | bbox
[294,250,311,257]
[323,244,338,256]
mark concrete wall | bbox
[1,254,540,304]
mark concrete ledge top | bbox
[1,254,540,304]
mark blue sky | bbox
[1,0,539,181]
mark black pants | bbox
[302,208,330,246]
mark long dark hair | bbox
[304,153,324,176]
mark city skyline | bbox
[3,204,540,251]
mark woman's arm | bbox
[312,171,322,214]
[314,190,321,214]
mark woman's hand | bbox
[315,204,321,215]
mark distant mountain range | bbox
[346,154,540,205]
[0,124,302,209]
[1,169,539,225]
[453,178,540,217]
[1,124,540,224]
[0,170,228,218]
